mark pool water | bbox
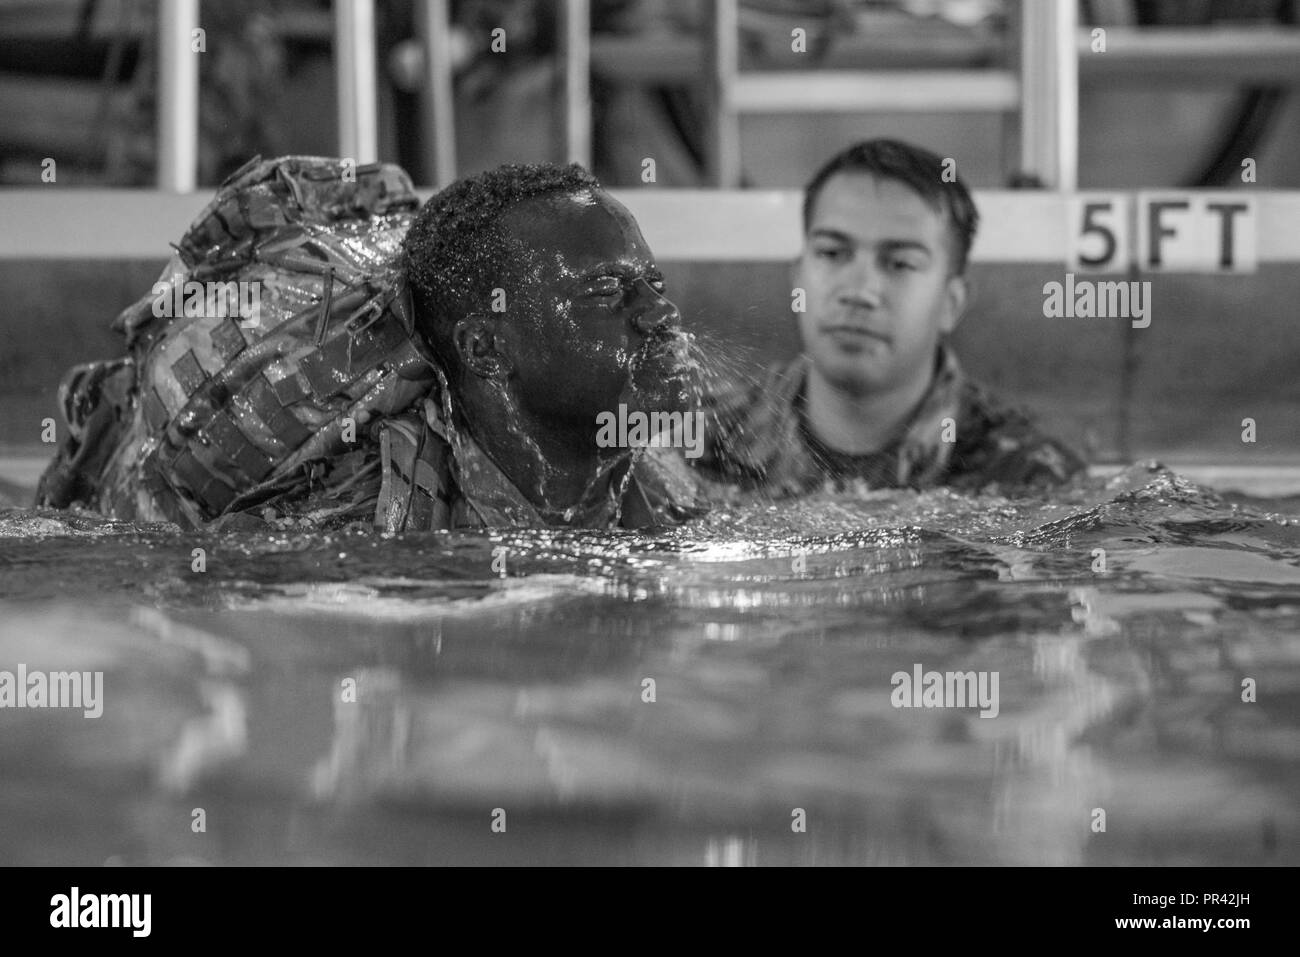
[1,462,1297,865]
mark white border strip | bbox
[1,190,1299,263]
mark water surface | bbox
[2,463,1297,865]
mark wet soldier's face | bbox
[453,188,690,430]
[795,172,967,397]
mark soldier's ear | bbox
[939,273,968,335]
[453,314,513,379]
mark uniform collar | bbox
[419,374,635,529]
[779,342,967,489]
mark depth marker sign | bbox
[1136,193,1258,273]
[1068,193,1257,274]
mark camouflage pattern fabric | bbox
[370,370,709,533]
[694,343,1087,497]
[36,155,438,529]
[35,154,706,533]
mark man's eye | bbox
[814,246,849,261]
[889,259,919,271]
[587,280,623,298]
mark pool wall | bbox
[4,259,1297,463]
[1,190,1297,491]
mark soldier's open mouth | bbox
[633,334,691,380]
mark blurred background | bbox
[4,0,1300,189]
[2,0,1299,492]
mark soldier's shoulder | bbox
[695,356,806,487]
[949,381,1087,490]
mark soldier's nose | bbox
[630,280,680,338]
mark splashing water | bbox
[0,461,1297,866]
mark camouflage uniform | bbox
[35,155,704,533]
[694,344,1086,497]
[36,156,435,530]
[366,377,707,533]
[123,382,707,534]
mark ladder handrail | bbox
[154,0,1076,192]
[156,0,199,192]
[1020,0,1078,190]
[416,0,456,187]
[334,0,379,166]
[701,0,1078,189]
[560,0,593,171]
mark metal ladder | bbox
[155,0,1077,192]
[698,0,1076,189]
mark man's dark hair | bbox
[402,162,601,365]
[802,139,980,275]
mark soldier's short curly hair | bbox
[402,162,601,366]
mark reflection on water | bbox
[1,463,1297,865]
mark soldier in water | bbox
[36,158,705,532]
[381,162,705,531]
[693,139,1087,498]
